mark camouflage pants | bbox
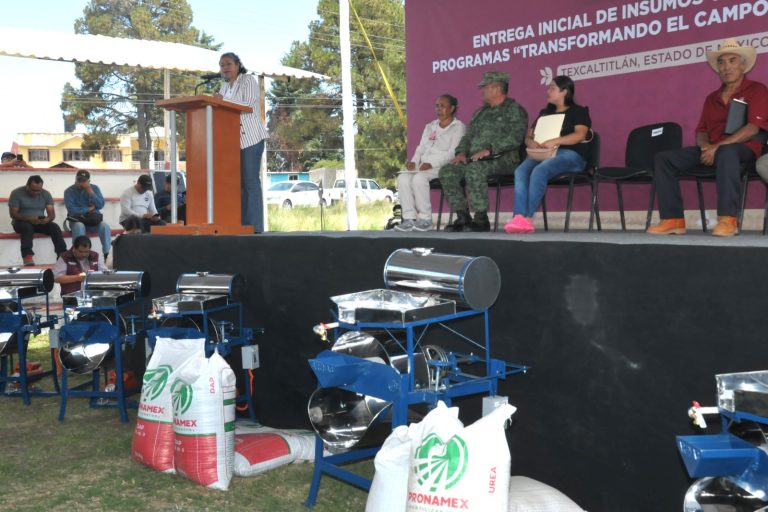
[438,153,518,212]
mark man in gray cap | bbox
[439,71,528,231]
[119,174,164,233]
[64,170,112,260]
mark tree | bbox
[267,0,405,185]
[61,0,219,169]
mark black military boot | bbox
[466,211,491,232]
[444,209,471,232]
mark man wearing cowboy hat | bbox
[648,37,768,236]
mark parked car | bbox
[266,181,329,208]
[328,178,394,204]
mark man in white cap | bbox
[648,38,768,236]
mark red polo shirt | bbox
[696,76,768,158]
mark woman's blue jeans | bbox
[513,149,586,217]
[241,140,265,233]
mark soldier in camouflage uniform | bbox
[439,71,528,231]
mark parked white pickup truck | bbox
[328,178,394,204]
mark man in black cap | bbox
[64,170,112,259]
[119,174,164,233]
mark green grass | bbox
[267,201,395,232]
[0,334,372,511]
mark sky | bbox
[0,0,321,151]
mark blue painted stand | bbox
[58,301,147,423]
[0,295,59,404]
[147,301,261,423]
[304,308,528,507]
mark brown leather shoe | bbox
[647,218,686,235]
[712,215,738,237]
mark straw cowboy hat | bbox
[706,38,757,73]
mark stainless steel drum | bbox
[0,302,32,355]
[0,268,54,296]
[176,272,243,299]
[307,387,392,451]
[84,270,150,297]
[383,247,501,310]
[58,311,127,374]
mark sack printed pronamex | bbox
[407,403,516,512]
[172,350,236,490]
[131,337,205,473]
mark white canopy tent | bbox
[0,26,333,230]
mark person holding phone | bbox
[119,174,165,233]
[8,175,67,265]
[0,152,31,168]
[213,52,268,233]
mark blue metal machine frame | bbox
[305,308,529,507]
[677,408,768,505]
[147,301,259,422]
[58,299,148,423]
[0,292,59,404]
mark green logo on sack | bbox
[412,433,468,491]
[171,379,193,415]
[141,365,172,402]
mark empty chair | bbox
[591,122,683,231]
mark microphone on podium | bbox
[200,73,221,81]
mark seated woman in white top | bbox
[395,95,466,231]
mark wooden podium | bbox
[153,95,254,235]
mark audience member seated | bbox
[395,94,465,232]
[1,152,32,168]
[154,175,187,223]
[8,175,67,266]
[53,235,107,295]
[64,170,112,260]
[647,38,768,237]
[439,71,528,232]
[505,75,592,234]
[119,174,165,233]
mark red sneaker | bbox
[22,255,35,266]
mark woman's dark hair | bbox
[545,75,576,112]
[221,52,247,74]
[440,94,458,113]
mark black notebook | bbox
[724,98,747,134]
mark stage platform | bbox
[114,230,768,512]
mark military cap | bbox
[478,71,509,88]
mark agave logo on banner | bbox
[141,365,172,402]
[171,379,194,415]
[413,433,468,492]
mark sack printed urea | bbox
[131,337,205,473]
[406,402,516,512]
[172,350,236,491]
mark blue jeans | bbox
[513,149,586,217]
[241,140,265,233]
[70,221,112,256]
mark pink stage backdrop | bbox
[406,0,768,172]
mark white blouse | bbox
[410,118,466,171]
[219,73,269,149]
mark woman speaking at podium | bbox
[214,52,268,233]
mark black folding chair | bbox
[591,122,683,231]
